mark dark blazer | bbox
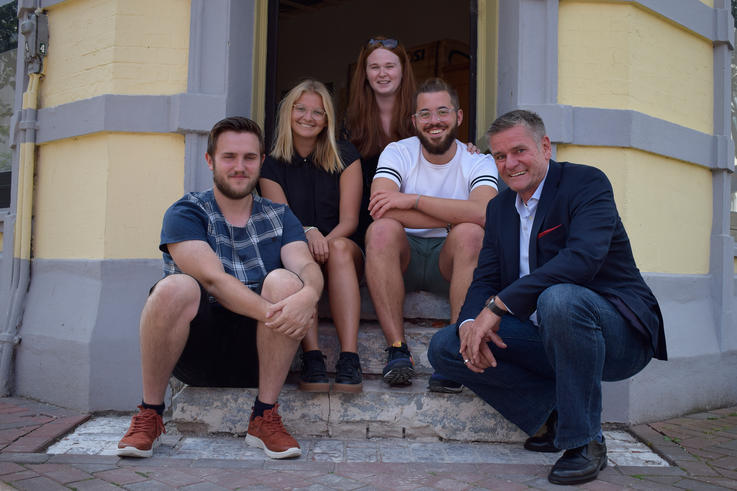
[458,160,667,360]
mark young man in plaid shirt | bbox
[117,117,323,460]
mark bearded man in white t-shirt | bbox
[366,77,499,390]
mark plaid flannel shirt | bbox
[160,190,305,299]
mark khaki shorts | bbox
[403,235,450,297]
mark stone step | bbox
[171,377,526,443]
[319,288,450,321]
[292,320,449,376]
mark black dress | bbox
[261,140,361,237]
[352,152,379,249]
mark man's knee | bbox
[447,223,484,258]
[147,274,200,319]
[261,268,303,303]
[537,284,583,316]
[366,218,404,253]
[537,284,601,339]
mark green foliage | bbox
[0,2,16,55]
[0,49,15,172]
[0,2,15,173]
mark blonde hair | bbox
[271,79,343,173]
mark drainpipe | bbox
[0,5,47,396]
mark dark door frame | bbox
[263,0,479,148]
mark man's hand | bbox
[458,309,507,372]
[305,228,329,264]
[265,287,319,340]
[465,141,480,154]
[369,190,417,219]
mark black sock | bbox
[141,400,165,416]
[251,398,275,420]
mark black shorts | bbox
[151,278,260,388]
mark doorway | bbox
[264,0,476,148]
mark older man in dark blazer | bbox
[428,110,666,485]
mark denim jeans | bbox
[428,283,654,449]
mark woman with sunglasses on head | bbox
[344,36,417,247]
[260,79,364,393]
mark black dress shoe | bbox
[548,437,607,485]
[524,411,560,453]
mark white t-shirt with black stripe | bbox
[374,136,498,238]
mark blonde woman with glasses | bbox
[260,79,364,393]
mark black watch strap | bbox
[485,296,507,317]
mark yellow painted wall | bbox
[477,0,499,149]
[41,0,191,108]
[34,133,184,260]
[558,1,713,134]
[557,145,712,275]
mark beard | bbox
[212,163,258,200]
[417,121,459,155]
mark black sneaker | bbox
[428,372,463,393]
[334,352,362,393]
[299,350,329,392]
[382,342,415,386]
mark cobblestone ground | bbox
[0,396,734,490]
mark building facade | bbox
[0,0,734,423]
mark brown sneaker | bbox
[116,405,165,458]
[245,404,301,459]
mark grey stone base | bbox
[171,378,527,443]
[602,350,737,424]
[14,258,161,411]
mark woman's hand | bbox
[305,228,329,264]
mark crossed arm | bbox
[368,177,496,229]
[168,239,323,339]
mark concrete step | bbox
[319,288,450,321]
[292,320,448,376]
[171,377,526,443]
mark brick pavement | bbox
[0,397,89,454]
[0,396,733,489]
[630,407,737,490]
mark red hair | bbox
[345,36,416,157]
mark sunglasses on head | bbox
[368,38,398,49]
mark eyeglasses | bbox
[293,104,326,120]
[368,38,398,49]
[413,107,456,122]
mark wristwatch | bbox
[484,296,507,317]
